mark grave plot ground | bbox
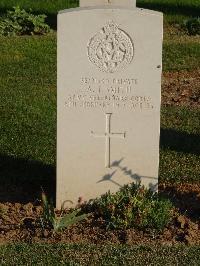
[0,183,200,246]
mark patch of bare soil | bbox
[162,70,200,107]
[1,184,200,246]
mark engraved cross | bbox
[91,113,126,168]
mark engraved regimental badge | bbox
[87,21,134,73]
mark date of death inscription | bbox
[64,77,154,111]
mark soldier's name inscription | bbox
[64,76,154,110]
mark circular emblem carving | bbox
[87,21,134,73]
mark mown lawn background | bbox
[0,0,200,264]
[0,33,199,190]
[0,0,199,26]
[1,244,200,265]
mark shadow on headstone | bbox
[97,170,121,187]
[97,158,158,192]
[0,153,55,203]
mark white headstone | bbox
[80,0,136,8]
[57,1,163,208]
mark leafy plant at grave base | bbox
[41,192,88,232]
[90,183,173,231]
[0,6,51,36]
[183,17,200,36]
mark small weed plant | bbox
[0,6,51,36]
[183,17,200,35]
[91,183,173,231]
[41,193,88,232]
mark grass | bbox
[163,41,200,71]
[0,0,78,14]
[163,42,200,71]
[0,34,199,164]
[0,34,57,201]
[0,34,56,165]
[160,107,200,183]
[0,34,199,203]
[137,0,200,24]
[0,0,78,29]
[0,0,199,27]
[1,243,200,265]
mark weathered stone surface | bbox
[80,0,136,8]
[57,5,163,208]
